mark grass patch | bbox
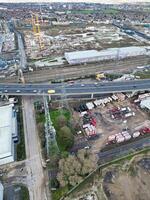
[36,108,72,153]
[15,185,29,200]
[36,112,45,123]
[71,9,96,15]
[50,109,71,130]
[16,100,26,161]
[52,186,69,200]
[50,109,72,152]
[103,8,120,14]
[135,70,150,79]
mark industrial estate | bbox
[0,1,150,200]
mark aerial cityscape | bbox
[0,0,150,200]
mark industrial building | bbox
[0,104,17,166]
[140,97,150,111]
[0,182,3,200]
[65,46,150,65]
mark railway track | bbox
[1,56,149,83]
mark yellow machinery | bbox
[31,13,44,50]
[96,73,105,80]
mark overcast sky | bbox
[0,0,149,4]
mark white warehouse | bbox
[0,182,3,200]
[65,46,150,65]
[0,104,17,166]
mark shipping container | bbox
[108,135,116,141]
[124,134,131,141]
[132,131,141,138]
[116,136,125,143]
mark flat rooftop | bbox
[0,104,14,160]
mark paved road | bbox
[22,97,48,200]
[98,137,150,164]
[0,79,150,96]
[17,33,27,70]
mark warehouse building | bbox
[0,182,3,200]
[140,97,150,111]
[0,104,17,166]
[65,46,150,65]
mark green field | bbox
[135,70,150,79]
[103,8,120,14]
[71,8,120,15]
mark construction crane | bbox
[31,13,44,50]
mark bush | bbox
[51,178,59,188]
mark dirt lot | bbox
[65,154,150,200]
[72,96,149,154]
[103,155,150,200]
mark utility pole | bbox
[60,80,69,110]
[43,95,59,157]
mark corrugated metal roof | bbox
[0,104,14,165]
[0,182,3,200]
[65,46,150,64]
[65,50,99,60]
[140,97,150,110]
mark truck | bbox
[140,127,150,135]
[124,112,135,118]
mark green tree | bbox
[56,115,67,128]
[58,126,74,150]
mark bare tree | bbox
[57,149,98,187]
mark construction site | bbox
[0,2,150,200]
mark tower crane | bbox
[31,13,44,50]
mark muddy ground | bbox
[103,155,150,200]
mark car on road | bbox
[4,90,8,93]
[47,89,55,94]
[33,89,37,93]
[81,84,85,87]
[16,90,20,93]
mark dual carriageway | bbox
[1,79,150,98]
